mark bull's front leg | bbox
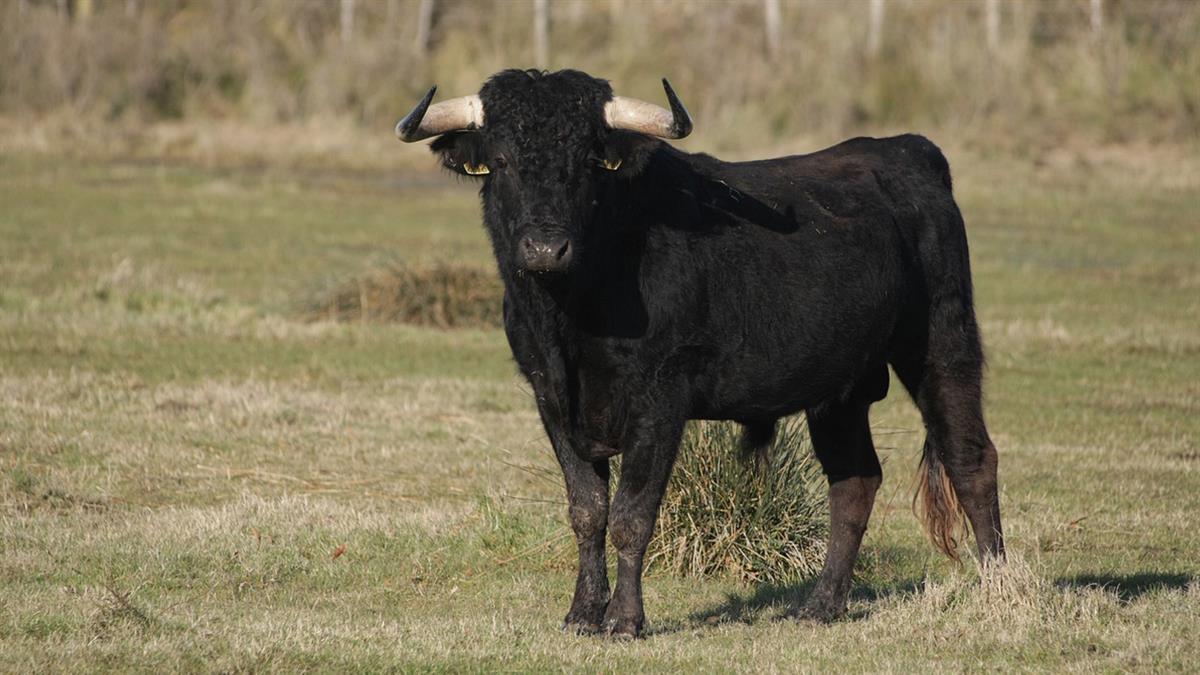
[537,405,611,634]
[603,414,685,639]
[507,306,611,633]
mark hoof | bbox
[788,599,846,624]
[602,618,643,640]
[562,607,605,636]
[562,619,601,636]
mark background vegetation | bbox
[2,0,1198,670]
[3,0,1198,156]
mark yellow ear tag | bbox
[602,158,622,171]
[463,162,490,175]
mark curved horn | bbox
[603,78,692,139]
[395,86,485,142]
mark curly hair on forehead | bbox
[478,69,614,136]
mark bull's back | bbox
[669,135,954,417]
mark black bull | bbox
[396,69,1004,638]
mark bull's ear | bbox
[601,131,660,177]
[430,132,490,177]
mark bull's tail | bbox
[913,438,969,562]
[738,419,777,469]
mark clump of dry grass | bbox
[644,417,827,583]
[876,555,1136,651]
[310,262,502,329]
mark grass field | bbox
[2,144,1198,671]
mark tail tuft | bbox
[913,440,969,561]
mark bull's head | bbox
[396,70,691,276]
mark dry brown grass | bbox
[309,262,502,328]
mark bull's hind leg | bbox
[892,355,1005,562]
[795,399,883,622]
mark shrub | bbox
[641,416,828,584]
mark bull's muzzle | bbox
[518,234,574,273]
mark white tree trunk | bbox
[415,0,435,55]
[534,0,550,70]
[867,0,885,57]
[609,0,625,26]
[1090,0,1104,40]
[339,0,356,46]
[763,0,783,61]
[985,0,1000,52]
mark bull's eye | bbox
[492,155,508,170]
[463,162,490,175]
[601,157,622,171]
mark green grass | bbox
[1,146,1198,671]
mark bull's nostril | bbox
[555,240,571,260]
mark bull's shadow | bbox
[638,581,813,637]
[645,570,924,636]
[1056,572,1193,603]
[645,570,1195,636]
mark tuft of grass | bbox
[93,578,155,635]
[309,262,502,329]
[9,466,37,494]
[644,417,828,584]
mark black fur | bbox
[424,69,1004,637]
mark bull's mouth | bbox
[523,265,570,276]
[521,261,572,275]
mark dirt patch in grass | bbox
[309,263,502,329]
